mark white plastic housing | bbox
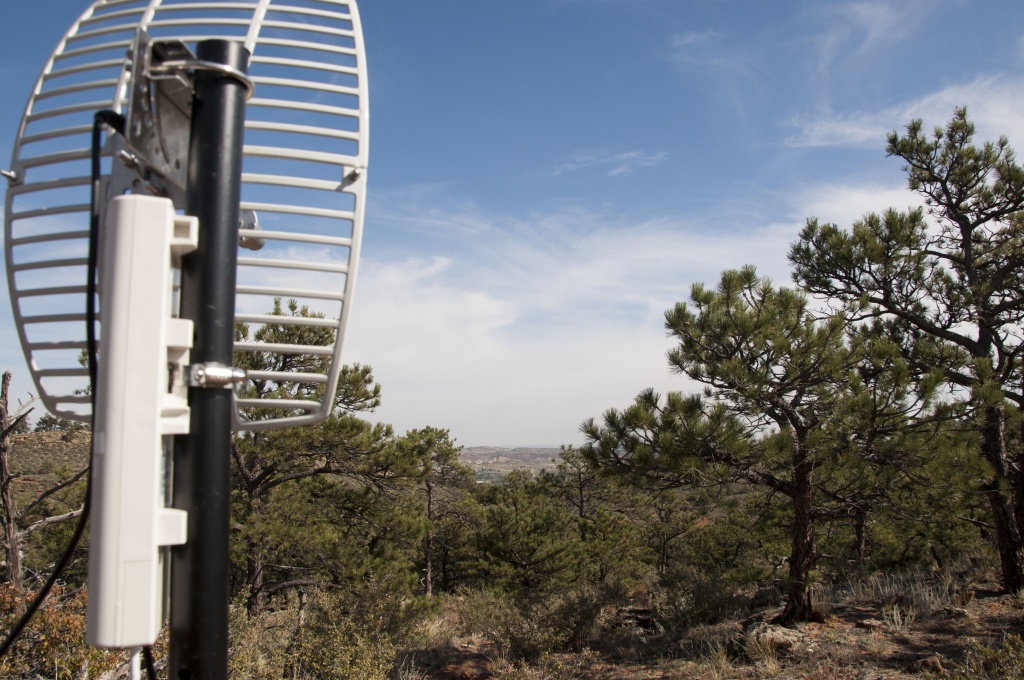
[86,195,194,648]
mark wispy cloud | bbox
[792,182,925,228]
[537,149,669,178]
[669,30,755,80]
[811,0,937,75]
[672,31,717,50]
[346,194,799,445]
[787,75,1024,148]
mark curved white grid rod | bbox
[145,18,254,29]
[33,79,123,102]
[27,340,90,351]
[247,98,358,117]
[26,100,117,123]
[234,342,335,356]
[22,126,96,145]
[259,6,352,21]
[244,121,360,141]
[233,231,352,247]
[36,368,90,378]
[235,314,339,328]
[235,284,345,300]
[46,59,127,80]
[241,173,352,191]
[257,21,354,39]
[9,176,93,193]
[246,371,328,384]
[10,231,91,247]
[11,258,90,273]
[235,258,349,274]
[241,148,357,169]
[235,399,317,411]
[250,37,356,57]
[17,149,94,169]
[20,312,90,323]
[249,76,357,97]
[16,286,90,298]
[56,41,136,62]
[249,56,357,75]
[148,2,257,13]
[10,206,92,224]
[238,200,354,220]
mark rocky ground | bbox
[402,580,1024,679]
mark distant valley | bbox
[458,446,561,482]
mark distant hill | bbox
[5,433,561,487]
[459,446,561,482]
[8,430,91,502]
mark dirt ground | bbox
[406,582,1024,679]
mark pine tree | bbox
[230,300,415,613]
[587,268,857,622]
[790,107,1024,592]
[397,427,472,596]
[473,470,579,594]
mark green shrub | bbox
[228,603,293,679]
[0,584,124,679]
[451,585,614,662]
[229,589,401,679]
[654,570,747,630]
[289,591,396,680]
[453,589,560,662]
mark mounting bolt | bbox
[341,168,362,188]
[119,150,139,169]
[1,169,18,186]
[188,363,246,389]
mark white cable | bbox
[130,648,141,680]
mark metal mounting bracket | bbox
[189,363,247,389]
[125,32,196,193]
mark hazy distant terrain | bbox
[9,431,90,502]
[8,432,558,485]
[458,446,560,482]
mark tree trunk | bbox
[577,480,587,542]
[980,405,1024,592]
[0,499,22,589]
[440,543,449,592]
[246,537,266,615]
[987,486,1024,592]
[424,481,433,597]
[1,371,24,590]
[778,445,815,625]
[853,509,867,567]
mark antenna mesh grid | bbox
[5,0,369,430]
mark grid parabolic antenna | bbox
[5,0,369,430]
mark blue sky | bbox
[3,0,1024,446]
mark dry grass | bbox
[836,569,966,622]
[744,631,782,677]
[882,603,916,632]
[395,566,1024,679]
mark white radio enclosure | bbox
[86,195,193,648]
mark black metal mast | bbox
[170,39,249,680]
